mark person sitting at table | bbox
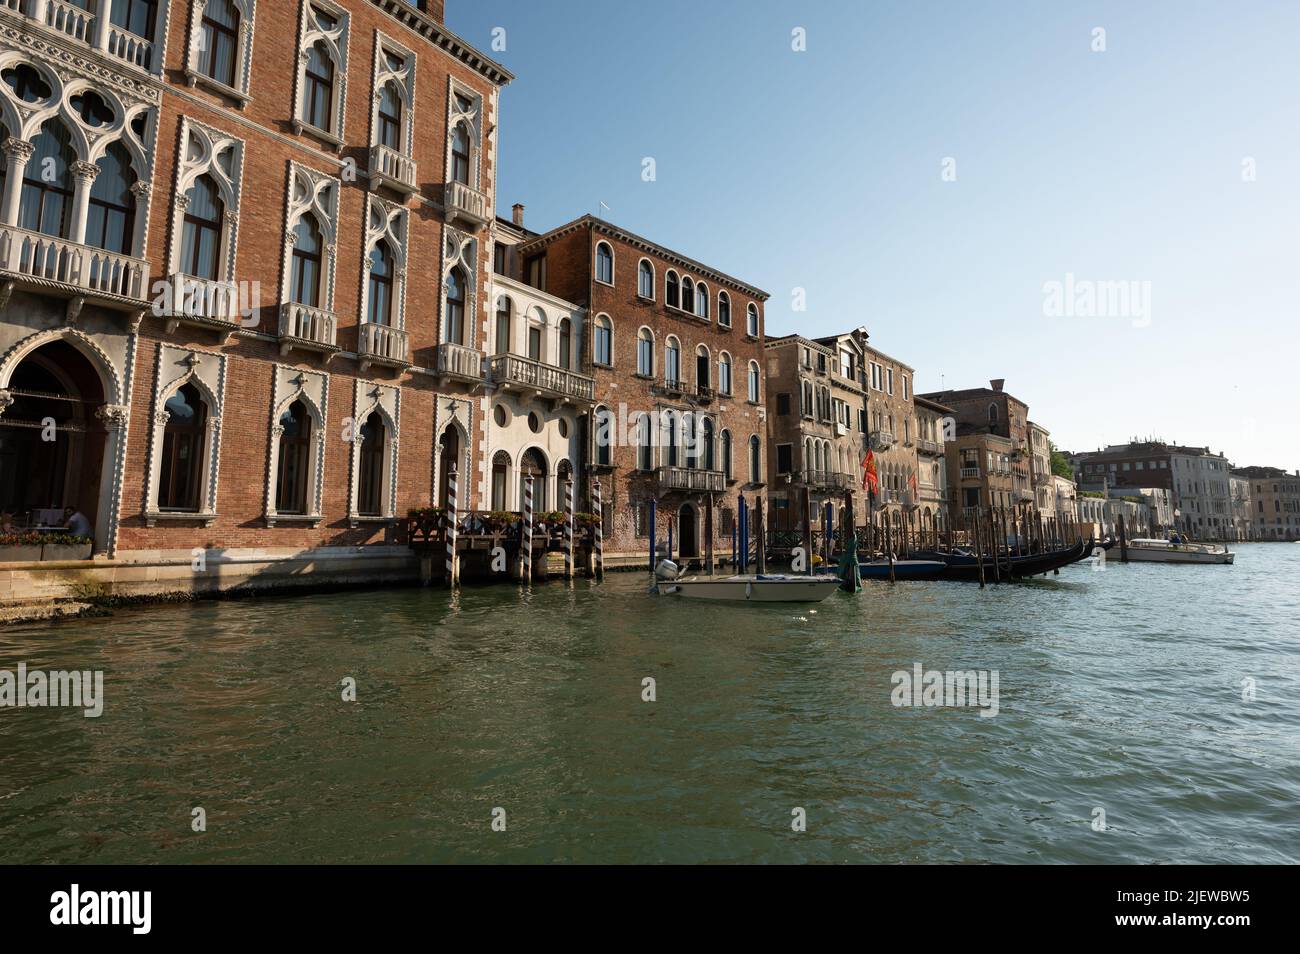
[0,512,16,534]
[62,506,92,540]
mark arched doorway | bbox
[519,447,548,512]
[0,340,109,545]
[678,501,698,558]
[438,423,460,511]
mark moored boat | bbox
[659,573,843,602]
[1115,538,1235,564]
[858,559,949,581]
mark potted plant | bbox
[0,531,44,563]
[40,532,93,562]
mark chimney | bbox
[512,204,525,227]
[990,379,1005,392]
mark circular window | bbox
[558,419,569,438]
[527,411,542,433]
[493,405,507,427]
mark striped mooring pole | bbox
[592,478,605,578]
[445,463,459,587]
[564,477,575,581]
[522,474,534,583]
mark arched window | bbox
[801,380,812,416]
[199,0,240,87]
[749,435,761,483]
[595,241,613,284]
[558,317,571,369]
[719,352,732,395]
[746,303,759,336]
[702,417,715,471]
[159,383,207,512]
[357,411,386,516]
[636,413,652,471]
[594,405,613,466]
[718,291,731,327]
[695,282,709,319]
[290,214,324,307]
[527,306,544,361]
[637,327,654,377]
[593,315,612,366]
[368,241,394,325]
[519,448,548,512]
[451,120,471,184]
[86,142,137,254]
[490,450,510,510]
[988,403,999,427]
[494,296,511,354]
[696,344,710,389]
[722,430,733,481]
[181,174,223,280]
[19,119,74,238]
[681,277,695,313]
[275,400,312,514]
[804,437,813,470]
[747,360,760,402]
[637,259,654,298]
[304,41,335,131]
[663,410,679,467]
[445,265,466,343]
[665,270,679,309]
[665,336,681,385]
[377,80,403,151]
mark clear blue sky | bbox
[449,0,1300,471]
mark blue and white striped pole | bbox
[649,498,657,574]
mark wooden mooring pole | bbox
[592,478,605,578]
[564,477,575,581]
[445,463,459,587]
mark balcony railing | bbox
[368,144,417,194]
[0,225,149,303]
[696,383,714,402]
[444,181,490,227]
[917,438,941,455]
[870,429,895,449]
[106,24,152,69]
[796,469,854,491]
[159,273,242,332]
[960,466,981,480]
[44,0,92,43]
[657,466,726,493]
[358,322,409,368]
[278,302,338,355]
[488,353,594,403]
[661,376,686,395]
[434,341,484,381]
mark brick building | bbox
[920,379,1032,516]
[0,0,516,589]
[863,342,920,522]
[505,215,768,564]
[1234,465,1299,540]
[762,332,869,530]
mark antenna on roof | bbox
[599,200,610,217]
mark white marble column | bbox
[1,139,34,227]
[69,160,100,246]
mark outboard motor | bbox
[655,559,680,581]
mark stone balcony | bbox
[7,0,157,72]
[917,438,941,456]
[657,466,726,493]
[488,353,594,405]
[795,469,854,491]
[0,223,149,320]
[870,429,895,449]
[960,466,981,480]
[278,302,339,358]
[434,341,485,384]
[357,321,410,371]
[368,144,418,195]
[158,272,244,339]
[443,181,490,228]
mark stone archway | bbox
[678,501,699,558]
[0,338,123,552]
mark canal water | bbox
[2,544,1297,864]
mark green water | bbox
[1,544,1297,863]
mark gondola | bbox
[899,538,1091,582]
[857,559,950,581]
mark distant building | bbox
[863,342,921,523]
[763,332,869,530]
[1234,466,1300,541]
[913,394,953,531]
[919,379,1033,517]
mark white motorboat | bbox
[654,561,841,602]
[1119,538,1235,564]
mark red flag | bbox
[862,449,879,494]
[909,471,918,498]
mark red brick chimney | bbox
[512,203,525,227]
[990,379,1005,392]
